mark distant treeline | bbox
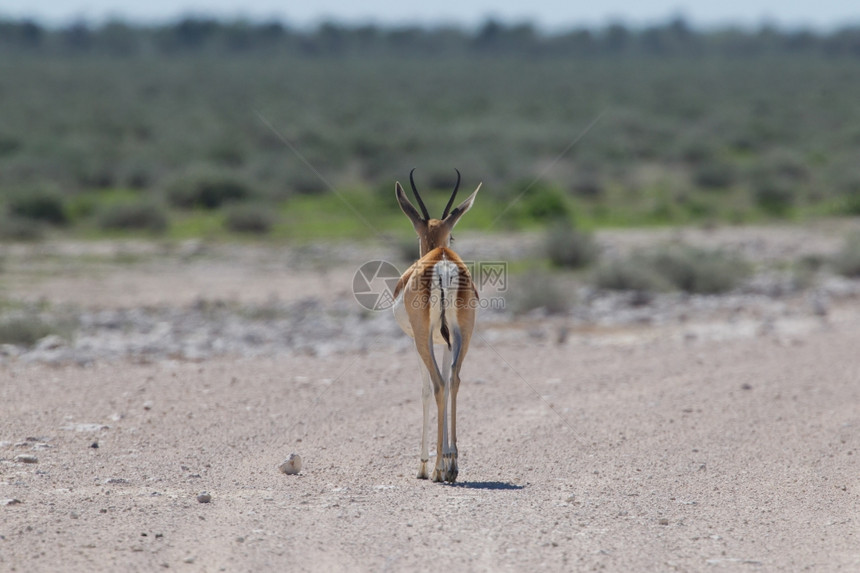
[2,17,860,58]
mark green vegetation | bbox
[833,233,860,278]
[96,200,169,233]
[1,19,860,240]
[0,315,57,347]
[507,271,571,315]
[595,246,751,294]
[594,258,670,293]
[224,204,276,234]
[544,220,598,269]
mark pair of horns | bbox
[409,168,460,221]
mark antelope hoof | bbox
[431,457,447,482]
[417,460,430,480]
[444,454,458,483]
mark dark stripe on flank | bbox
[438,274,451,350]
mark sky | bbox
[1,0,858,30]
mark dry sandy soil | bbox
[2,228,860,571]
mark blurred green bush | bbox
[97,200,169,233]
[224,204,276,234]
[545,220,598,269]
[595,245,751,294]
[166,167,254,209]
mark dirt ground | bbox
[2,232,860,571]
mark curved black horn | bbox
[442,168,461,219]
[409,168,430,221]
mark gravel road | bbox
[1,229,859,571]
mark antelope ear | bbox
[396,181,425,228]
[443,182,481,229]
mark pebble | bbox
[14,454,38,464]
[1,498,22,506]
[60,423,109,432]
[197,492,212,503]
[658,518,669,526]
[279,453,302,475]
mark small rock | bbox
[90,442,99,449]
[1,498,22,506]
[61,423,109,432]
[658,518,669,526]
[183,556,196,564]
[14,454,38,464]
[279,453,302,475]
[143,401,154,411]
[197,492,211,503]
[35,334,66,351]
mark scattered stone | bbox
[14,454,38,464]
[104,478,128,484]
[197,492,211,503]
[183,556,196,564]
[70,511,79,519]
[90,442,99,449]
[279,453,302,475]
[35,334,66,351]
[741,383,753,390]
[0,344,21,358]
[658,518,669,526]
[143,401,154,411]
[61,423,109,432]
[1,498,22,506]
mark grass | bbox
[0,178,852,245]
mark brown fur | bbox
[393,176,481,482]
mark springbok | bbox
[392,169,481,483]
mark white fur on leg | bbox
[417,360,432,479]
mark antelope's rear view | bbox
[392,169,481,483]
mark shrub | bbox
[97,200,169,232]
[833,233,860,278]
[595,246,751,295]
[569,168,605,199]
[648,246,751,294]
[506,271,570,315]
[749,149,807,216]
[545,220,598,269]
[224,204,276,234]
[519,182,571,221]
[752,177,797,216]
[0,215,45,241]
[7,189,68,226]
[166,168,253,209]
[693,158,736,190]
[0,315,57,347]
[593,258,670,293]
